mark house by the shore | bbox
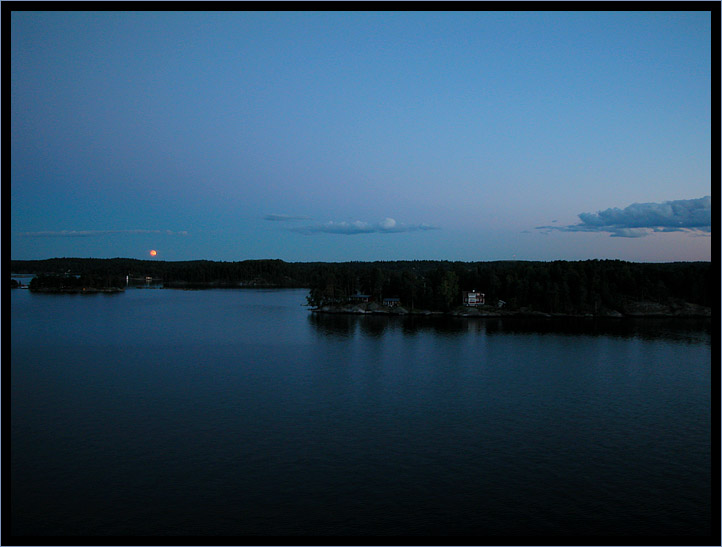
[462,290,485,306]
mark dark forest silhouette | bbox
[12,257,711,316]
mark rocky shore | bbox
[311,300,711,318]
[29,287,125,294]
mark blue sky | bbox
[11,10,712,262]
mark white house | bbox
[462,290,485,306]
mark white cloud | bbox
[379,217,396,230]
[263,214,312,222]
[291,217,439,236]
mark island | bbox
[26,274,125,294]
[303,261,712,318]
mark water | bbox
[10,288,712,537]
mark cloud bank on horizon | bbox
[18,229,189,238]
[263,214,312,222]
[537,197,711,238]
[267,216,440,236]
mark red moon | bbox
[149,250,157,256]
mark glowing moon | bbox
[149,250,157,257]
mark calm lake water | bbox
[10,288,712,537]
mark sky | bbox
[10,10,712,262]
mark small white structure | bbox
[462,290,485,306]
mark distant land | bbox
[11,257,712,318]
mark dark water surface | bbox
[10,288,712,537]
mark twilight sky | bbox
[11,10,712,262]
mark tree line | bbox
[11,257,712,313]
[303,259,712,313]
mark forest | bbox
[11,257,712,315]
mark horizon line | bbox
[9,256,713,265]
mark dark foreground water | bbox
[10,288,712,537]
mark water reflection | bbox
[308,312,710,343]
[307,312,470,338]
[307,313,359,338]
[483,316,711,343]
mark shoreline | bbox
[310,304,711,319]
[16,285,711,318]
[27,287,125,294]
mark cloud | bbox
[291,217,440,235]
[263,214,312,222]
[536,196,711,238]
[609,228,649,238]
[17,229,189,238]
[379,217,396,230]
